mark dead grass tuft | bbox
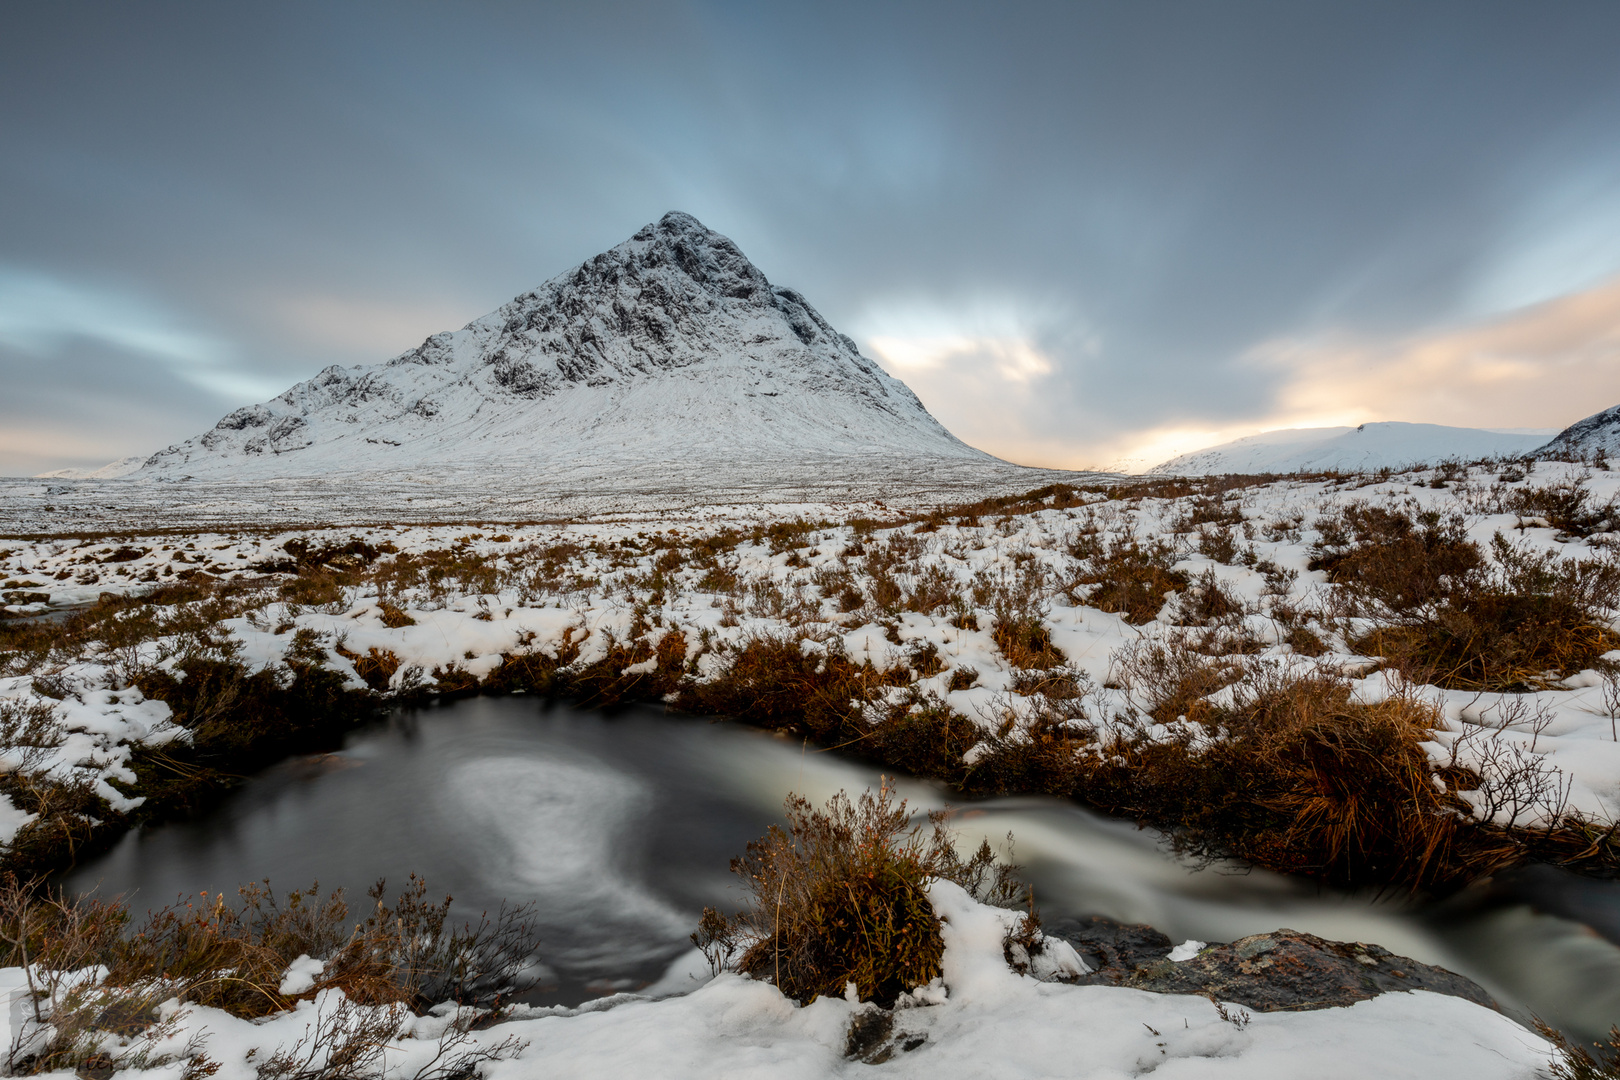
[1315,505,1620,689]
[693,785,1024,1005]
[1068,534,1188,625]
[1535,1019,1620,1080]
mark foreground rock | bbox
[1050,915,1498,1013]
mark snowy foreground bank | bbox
[0,884,1555,1080]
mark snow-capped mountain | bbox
[1536,403,1620,459]
[139,212,992,481]
[1147,422,1554,476]
[34,456,146,480]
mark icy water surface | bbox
[62,696,1620,1037]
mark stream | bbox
[61,696,1620,1040]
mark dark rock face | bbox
[1045,914,1175,978]
[1048,916,1498,1013]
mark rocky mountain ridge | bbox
[1539,402,1620,459]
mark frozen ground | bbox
[0,458,1099,535]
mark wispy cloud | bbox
[268,293,474,357]
[0,266,282,400]
[1252,272,1620,431]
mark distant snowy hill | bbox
[1537,403,1620,459]
[138,212,994,482]
[34,456,146,480]
[1147,422,1553,476]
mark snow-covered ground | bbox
[3,458,1617,840]
[0,882,1558,1080]
[0,459,1098,535]
[1148,421,1556,476]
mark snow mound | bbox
[34,455,146,480]
[137,212,995,482]
[1538,402,1620,459]
[1148,422,1553,476]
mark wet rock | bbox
[1049,917,1498,1013]
[1044,914,1174,982]
[844,1007,896,1062]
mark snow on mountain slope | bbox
[1538,402,1620,458]
[1147,422,1553,476]
[33,456,145,480]
[138,212,991,482]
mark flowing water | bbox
[62,696,1620,1038]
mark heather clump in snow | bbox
[1311,501,1620,690]
[0,874,535,1078]
[692,784,1053,1008]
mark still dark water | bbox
[62,696,1620,1038]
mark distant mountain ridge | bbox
[1147,422,1555,476]
[137,212,993,481]
[34,456,146,480]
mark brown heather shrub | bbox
[693,785,1024,1005]
[1312,504,1620,689]
[1310,503,1481,611]
[1354,537,1619,691]
[1111,635,1244,724]
[0,875,540,1023]
[1081,670,1519,890]
[0,875,535,1077]
[677,636,981,777]
[1068,534,1188,625]
[1173,495,1244,533]
[902,564,959,616]
[1535,1019,1620,1080]
[1505,478,1619,538]
[1175,569,1247,626]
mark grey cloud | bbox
[5,0,1620,471]
[0,340,233,475]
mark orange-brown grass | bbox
[1505,478,1619,538]
[334,645,401,692]
[1076,672,1519,890]
[703,786,945,1004]
[1067,535,1189,625]
[1314,505,1620,689]
[0,874,539,1024]
[1534,1018,1620,1080]
[991,614,1065,669]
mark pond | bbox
[61,696,1620,1039]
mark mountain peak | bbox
[138,215,991,480]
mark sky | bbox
[5,1,1620,476]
